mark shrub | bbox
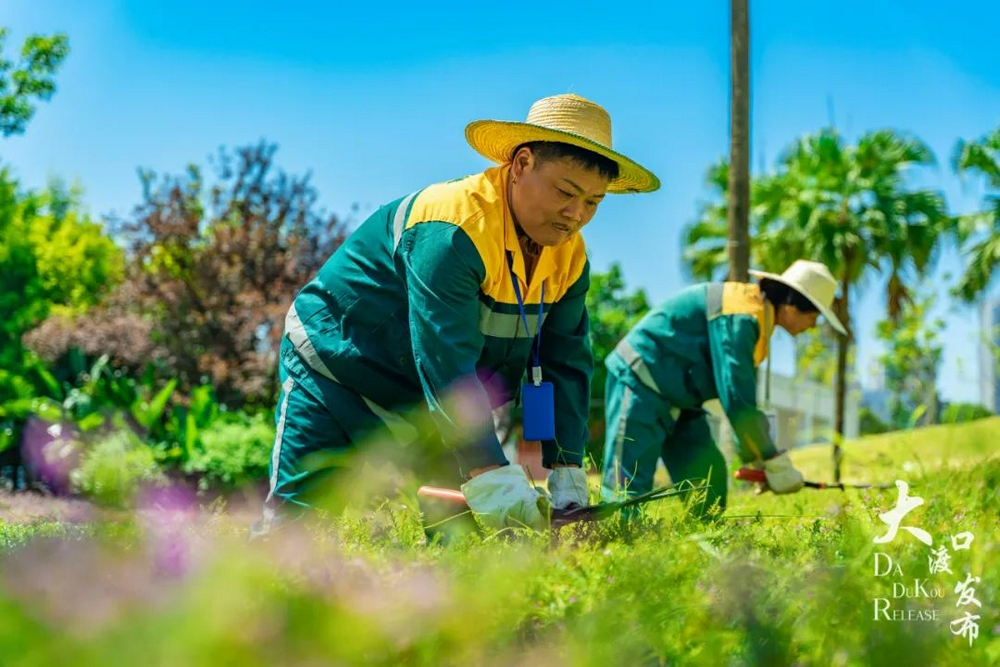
[939,402,992,424]
[182,413,274,489]
[70,430,165,507]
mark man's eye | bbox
[557,189,573,198]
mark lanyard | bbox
[506,251,544,385]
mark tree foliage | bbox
[952,125,1000,301]
[0,27,69,137]
[586,263,650,399]
[939,402,992,424]
[875,290,944,428]
[1,173,123,367]
[29,142,348,409]
[684,129,951,419]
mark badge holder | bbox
[522,367,555,442]
[507,252,555,442]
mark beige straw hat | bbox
[465,93,660,194]
[749,260,846,334]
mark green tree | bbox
[0,27,69,137]
[939,402,992,424]
[586,263,650,399]
[584,262,650,463]
[858,406,891,435]
[0,171,47,354]
[1,174,125,458]
[684,128,952,481]
[794,327,851,386]
[875,290,944,428]
[760,129,950,479]
[952,125,1000,302]
[0,175,121,362]
[683,161,804,282]
[33,142,348,409]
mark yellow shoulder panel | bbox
[405,167,588,304]
[721,282,771,367]
[405,170,506,282]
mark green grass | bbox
[0,420,997,666]
[791,416,1000,482]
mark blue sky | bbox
[3,0,999,404]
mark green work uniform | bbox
[600,282,777,515]
[265,165,593,517]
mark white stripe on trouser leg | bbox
[261,376,296,530]
[612,385,633,495]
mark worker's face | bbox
[778,305,820,336]
[508,148,610,247]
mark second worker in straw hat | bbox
[256,94,659,534]
[600,260,847,517]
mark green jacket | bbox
[608,282,777,462]
[284,165,593,470]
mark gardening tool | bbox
[734,467,892,490]
[417,479,710,528]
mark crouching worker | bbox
[256,94,659,534]
[600,260,846,517]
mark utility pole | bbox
[728,0,751,282]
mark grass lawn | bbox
[1,419,997,666]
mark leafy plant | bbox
[181,412,274,489]
[70,430,165,507]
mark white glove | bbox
[547,467,589,509]
[763,452,805,494]
[460,464,549,530]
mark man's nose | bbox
[562,200,584,223]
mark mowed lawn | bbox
[1,419,997,666]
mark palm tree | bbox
[684,128,951,482]
[684,161,732,282]
[682,161,792,282]
[771,129,950,479]
[952,126,1000,302]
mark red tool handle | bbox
[735,467,842,489]
[734,468,767,483]
[417,486,468,505]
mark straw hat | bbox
[465,93,660,194]
[749,260,846,334]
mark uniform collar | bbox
[497,165,561,295]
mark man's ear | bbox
[510,146,534,180]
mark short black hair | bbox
[759,278,820,313]
[513,141,620,182]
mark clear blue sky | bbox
[3,0,999,404]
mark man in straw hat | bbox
[258,93,658,533]
[600,260,846,516]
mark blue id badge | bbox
[522,380,555,441]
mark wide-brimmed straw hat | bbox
[749,260,846,334]
[465,93,660,194]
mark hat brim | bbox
[749,269,847,335]
[465,120,660,194]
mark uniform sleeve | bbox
[707,313,778,462]
[397,222,506,473]
[536,260,594,467]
